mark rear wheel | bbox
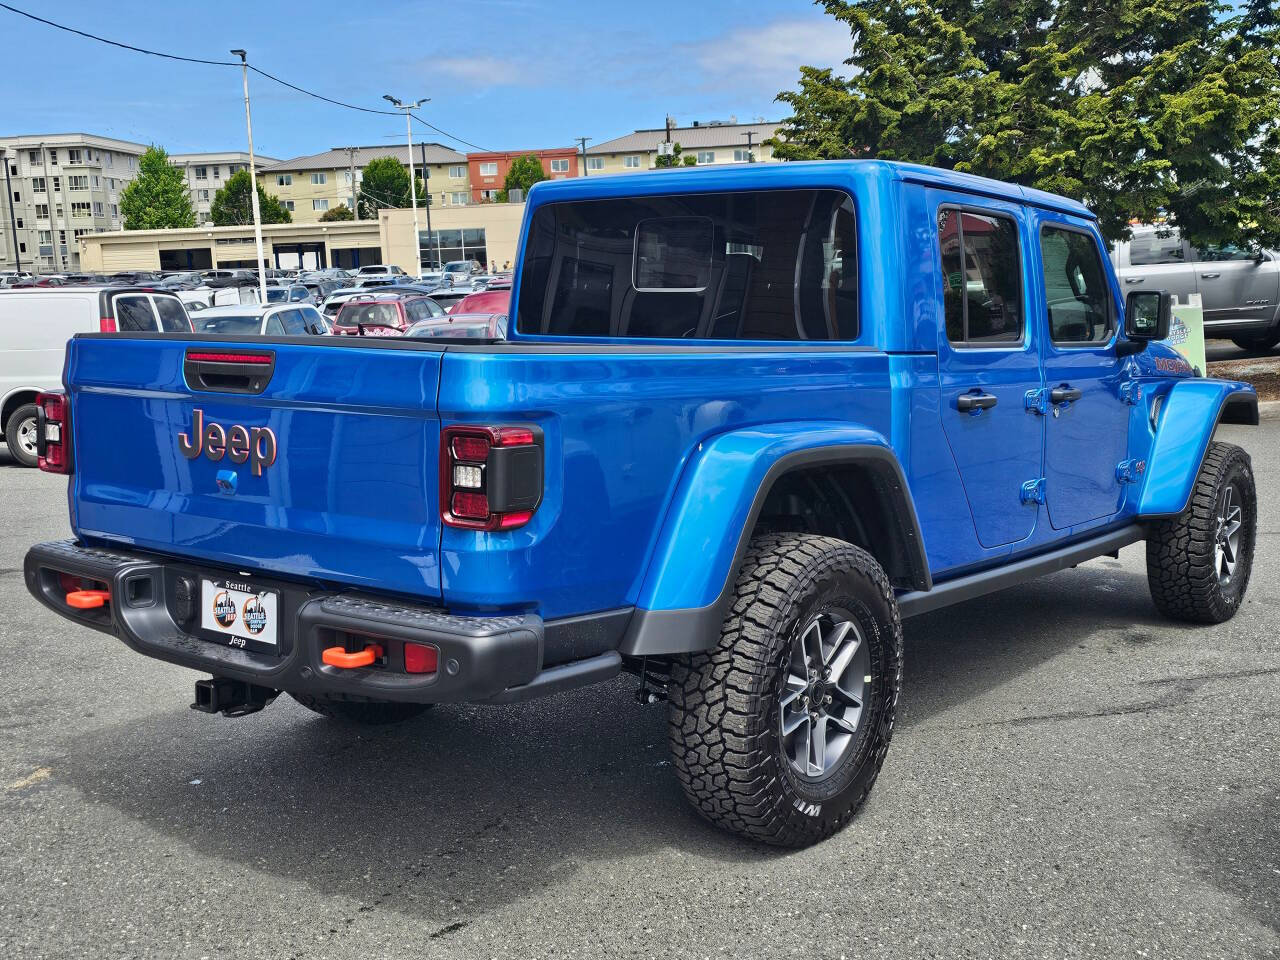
[1146,441,1256,623]
[1230,329,1280,351]
[4,403,38,467]
[667,533,902,847]
[289,692,433,725]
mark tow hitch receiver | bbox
[192,678,278,717]
[66,589,110,609]
[321,643,383,669]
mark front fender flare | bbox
[1138,379,1257,518]
[619,422,928,657]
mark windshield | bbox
[264,288,289,302]
[444,262,470,274]
[338,302,401,327]
[193,314,262,335]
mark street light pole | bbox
[576,136,591,176]
[384,94,428,277]
[419,141,437,272]
[231,49,267,304]
[332,146,360,221]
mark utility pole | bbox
[576,136,591,176]
[1,149,21,273]
[741,131,756,162]
[231,49,267,304]
[419,141,439,271]
[333,146,360,220]
[384,94,428,277]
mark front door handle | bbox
[1124,277,1145,285]
[1200,272,1221,279]
[1050,385,1083,405]
[957,391,999,414]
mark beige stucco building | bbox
[257,143,472,224]
[584,120,782,174]
[78,199,529,274]
[169,151,277,226]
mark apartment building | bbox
[466,148,579,202]
[259,143,468,223]
[170,151,277,226]
[584,120,782,174]
[0,133,148,274]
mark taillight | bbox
[36,391,71,474]
[99,316,117,332]
[440,425,542,530]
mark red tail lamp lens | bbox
[403,642,439,674]
[451,491,490,520]
[99,316,117,332]
[451,435,490,461]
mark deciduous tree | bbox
[356,156,425,219]
[210,170,291,226]
[119,146,195,230]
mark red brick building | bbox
[466,148,579,203]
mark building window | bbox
[74,228,89,239]
[27,150,40,165]
[110,204,118,217]
[92,175,99,187]
[31,177,45,192]
[14,218,21,228]
[71,202,92,218]
[479,162,498,177]
[283,200,295,211]
[733,149,753,162]
[198,189,209,201]
[35,204,48,219]
[17,243,24,253]
[448,165,465,178]
[55,204,63,218]
[51,177,60,191]
[313,199,329,211]
[8,165,15,176]
[38,230,52,244]
[67,149,82,164]
[420,227,487,270]
[68,175,89,190]
[586,157,604,171]
[195,166,207,180]
[480,189,500,201]
[311,172,326,185]
[93,202,103,215]
[550,158,570,173]
[697,151,715,164]
[49,150,57,165]
[449,192,468,205]
[212,166,220,179]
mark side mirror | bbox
[1118,289,1172,355]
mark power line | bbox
[0,2,493,154]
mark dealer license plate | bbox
[200,578,278,650]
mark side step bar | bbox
[897,524,1145,619]
[485,651,622,704]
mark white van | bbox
[0,287,192,466]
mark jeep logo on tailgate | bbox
[178,409,277,476]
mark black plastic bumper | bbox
[25,539,555,704]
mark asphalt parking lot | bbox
[1,421,1277,960]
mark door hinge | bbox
[1020,477,1046,505]
[1116,459,1147,484]
[1024,388,1049,416]
[1119,381,1144,405]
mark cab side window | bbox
[1129,228,1185,265]
[938,208,1023,347]
[280,309,308,335]
[265,313,286,336]
[1041,226,1115,345]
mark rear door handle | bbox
[1050,385,1083,405]
[957,391,999,414]
[1124,277,1144,285]
[1200,273,1221,279]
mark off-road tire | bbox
[5,403,39,467]
[1146,441,1256,623]
[667,533,902,847]
[290,692,433,725]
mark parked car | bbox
[448,289,510,316]
[332,294,442,335]
[202,269,257,289]
[0,286,191,465]
[405,312,507,340]
[443,259,484,282]
[300,279,342,302]
[179,285,263,311]
[355,264,407,278]
[1113,225,1280,349]
[191,304,330,337]
[22,161,1259,850]
[263,283,313,305]
[321,285,444,319]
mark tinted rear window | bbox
[194,314,262,335]
[339,302,401,327]
[113,295,156,332]
[517,189,858,341]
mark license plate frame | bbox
[200,577,280,653]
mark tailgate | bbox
[66,336,446,600]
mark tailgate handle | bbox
[183,350,276,395]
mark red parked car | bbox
[333,295,441,335]
[448,289,510,316]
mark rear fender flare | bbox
[620,422,929,657]
[1138,379,1258,518]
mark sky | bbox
[0,0,854,160]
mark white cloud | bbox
[689,17,852,94]
[430,56,522,86]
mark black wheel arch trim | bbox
[621,443,930,657]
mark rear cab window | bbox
[937,207,1024,347]
[112,294,158,332]
[516,188,859,341]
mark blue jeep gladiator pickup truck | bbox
[26,160,1259,847]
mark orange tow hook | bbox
[66,589,110,610]
[321,644,383,669]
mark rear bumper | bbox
[25,539,551,704]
